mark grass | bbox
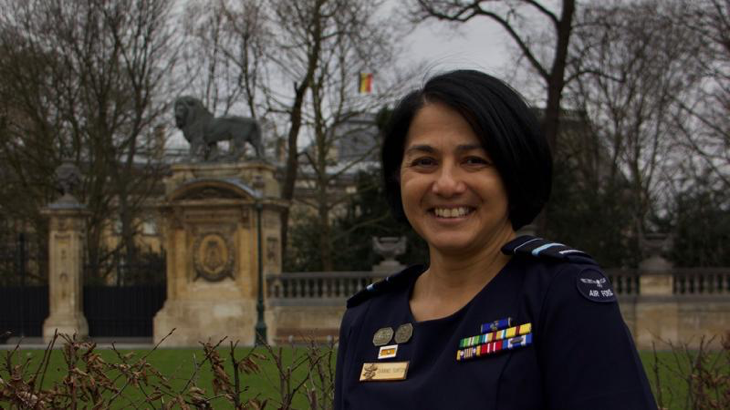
[641,348,729,410]
[4,342,334,409]
[641,351,687,410]
[3,344,727,409]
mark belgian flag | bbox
[358,73,373,94]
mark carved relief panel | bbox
[189,224,238,282]
[193,230,235,282]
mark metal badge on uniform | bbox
[373,327,394,346]
[394,323,413,344]
[576,269,617,303]
[378,344,398,359]
[359,361,409,382]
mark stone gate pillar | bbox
[154,161,286,346]
[41,161,90,342]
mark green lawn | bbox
[3,344,334,408]
[640,350,729,410]
[3,346,727,409]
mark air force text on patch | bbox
[576,269,617,303]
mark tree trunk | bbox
[279,0,325,256]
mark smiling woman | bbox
[334,70,657,409]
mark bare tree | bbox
[670,0,730,189]
[566,0,700,250]
[0,0,179,282]
[182,0,268,117]
[289,0,394,270]
[411,0,576,151]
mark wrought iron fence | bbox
[83,252,166,286]
[84,285,166,337]
[0,232,47,286]
[0,286,48,339]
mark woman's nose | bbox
[432,164,465,196]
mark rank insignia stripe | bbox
[378,344,398,360]
[459,323,532,348]
[456,333,533,361]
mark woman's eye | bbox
[410,157,437,167]
[464,156,490,166]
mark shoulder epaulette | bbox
[346,265,425,308]
[501,235,597,265]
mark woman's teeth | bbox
[433,207,472,218]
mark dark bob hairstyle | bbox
[381,70,552,231]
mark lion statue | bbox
[174,96,263,161]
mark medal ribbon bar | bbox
[459,323,532,348]
[456,333,533,361]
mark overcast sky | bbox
[403,17,511,77]
[396,7,546,105]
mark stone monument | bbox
[174,96,263,161]
[154,100,286,346]
[42,160,90,342]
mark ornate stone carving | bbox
[372,236,407,273]
[266,237,279,264]
[240,207,251,226]
[192,232,235,282]
[372,237,407,261]
[54,159,82,204]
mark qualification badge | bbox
[394,323,413,344]
[373,327,394,346]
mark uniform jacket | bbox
[334,236,657,409]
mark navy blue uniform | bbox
[334,236,657,409]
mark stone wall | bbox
[267,267,730,349]
[265,271,386,344]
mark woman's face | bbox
[399,102,513,256]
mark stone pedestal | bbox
[634,246,677,349]
[41,203,90,342]
[372,260,404,274]
[154,161,287,346]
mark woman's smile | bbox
[431,206,475,218]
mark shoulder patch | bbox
[501,236,597,265]
[346,265,425,308]
[576,268,617,303]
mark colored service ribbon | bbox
[456,333,533,361]
[459,323,532,349]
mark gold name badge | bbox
[359,361,409,382]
